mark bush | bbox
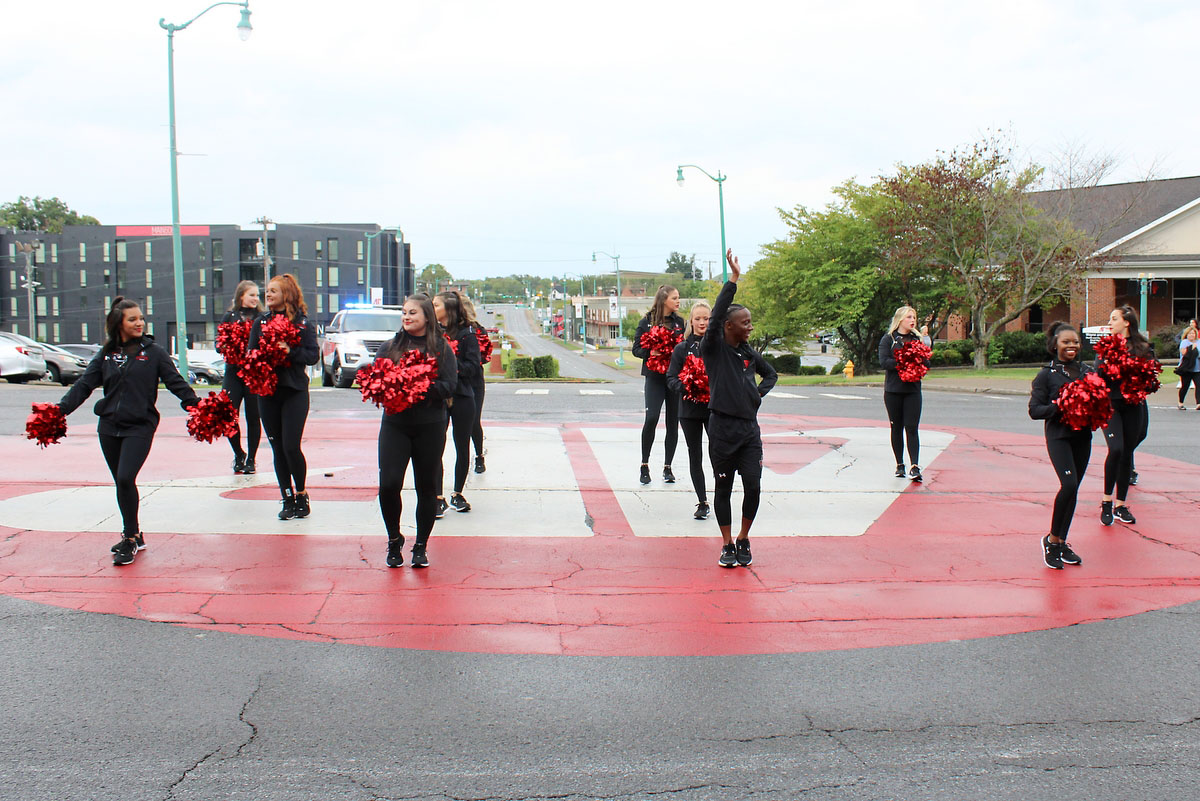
[930,347,966,366]
[987,330,1048,365]
[945,339,975,359]
[1150,324,1180,359]
[796,365,827,376]
[507,356,535,379]
[831,358,847,376]
[773,353,802,374]
[532,355,559,379]
[760,353,778,371]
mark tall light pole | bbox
[161,1,252,378]
[17,241,40,338]
[593,250,623,366]
[561,273,587,353]
[676,164,727,282]
[364,226,402,305]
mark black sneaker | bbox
[111,533,145,553]
[1100,501,1113,526]
[243,457,256,474]
[386,537,404,568]
[894,464,906,478]
[294,493,311,519]
[1129,470,1139,486]
[411,544,429,568]
[735,537,752,567]
[278,495,297,521]
[1058,540,1082,566]
[435,498,448,519]
[450,493,471,513]
[694,502,710,520]
[232,455,246,474]
[112,537,139,566]
[474,455,486,474]
[639,465,651,485]
[718,544,737,568]
[1113,505,1136,524]
[1042,536,1063,569]
[663,465,676,484]
[909,465,923,482]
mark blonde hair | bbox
[685,300,711,338]
[889,306,917,335]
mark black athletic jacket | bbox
[666,335,709,421]
[632,311,686,378]
[700,281,777,420]
[58,335,198,438]
[1029,358,1096,441]
[446,326,482,400]
[247,310,320,393]
[218,307,258,390]
[374,333,458,425]
[878,331,931,394]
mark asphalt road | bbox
[494,303,638,383]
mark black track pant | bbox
[708,413,762,527]
[641,373,679,465]
[379,418,446,544]
[445,395,477,494]
[1046,435,1091,541]
[224,375,261,460]
[259,387,309,495]
[1181,374,1200,405]
[98,434,153,537]
[883,391,922,465]
[1103,402,1147,500]
[471,376,486,456]
[679,417,709,504]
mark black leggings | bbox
[641,373,679,465]
[471,376,486,457]
[1103,402,1147,501]
[98,434,153,537]
[1180,373,1200,405]
[258,388,309,495]
[445,395,477,494]
[1046,435,1091,540]
[679,417,709,504]
[379,418,446,544]
[883,391,922,465]
[709,415,762,527]
[223,375,261,460]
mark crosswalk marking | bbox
[819,393,869,400]
[515,389,549,395]
[580,389,614,395]
[770,392,809,399]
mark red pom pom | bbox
[26,402,67,448]
[186,390,241,443]
[677,354,710,405]
[215,320,252,367]
[1056,373,1113,431]
[895,340,932,382]
[639,325,683,374]
[356,349,440,415]
[238,354,279,396]
[1094,334,1161,404]
[445,334,460,355]
[237,316,302,395]
[475,327,494,365]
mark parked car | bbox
[59,343,102,361]
[0,332,90,385]
[188,359,225,385]
[170,357,199,385]
[0,332,48,383]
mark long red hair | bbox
[269,274,308,322]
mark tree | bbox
[665,251,700,281]
[417,263,453,292]
[1,196,100,233]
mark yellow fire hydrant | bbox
[843,359,855,379]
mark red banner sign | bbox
[114,225,211,237]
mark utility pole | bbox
[703,260,716,281]
[17,241,40,338]
[254,216,273,287]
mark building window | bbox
[357,266,364,285]
[198,240,206,262]
[145,242,152,262]
[146,268,153,288]
[206,321,216,342]
[51,243,59,263]
[103,242,111,262]
[80,295,87,310]
[37,322,47,341]
[116,241,127,263]
[53,323,60,340]
[8,271,15,290]
[328,238,339,261]
[328,266,339,287]
[330,293,339,313]
[79,242,87,262]
[9,298,16,317]
[212,239,223,264]
[37,297,47,316]
[103,268,111,288]
[104,295,111,310]
[316,294,324,313]
[1173,278,1199,325]
[292,240,299,260]
[146,295,153,315]
[146,321,153,336]
[52,297,59,317]
[81,322,89,341]
[213,267,223,291]
[80,269,87,287]
[199,267,207,288]
[357,240,364,260]
[315,267,324,288]
[37,243,46,264]
[7,243,14,261]
[199,295,206,314]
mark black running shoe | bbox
[1058,540,1081,566]
[450,493,471,513]
[894,464,906,478]
[663,465,676,484]
[232,455,246,474]
[735,537,752,567]
[111,533,145,553]
[435,498,448,519]
[639,465,651,485]
[694,502,710,520]
[718,544,737,568]
[294,493,311,519]
[411,544,429,568]
[278,495,297,521]
[112,537,138,566]
[474,455,486,474]
[386,537,404,568]
[1129,470,1139,486]
[243,457,256,474]
[1042,536,1063,569]
[1100,501,1113,526]
[1113,505,1136,524]
[909,465,923,482]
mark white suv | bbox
[319,306,405,388]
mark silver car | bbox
[0,332,89,385]
[0,332,48,383]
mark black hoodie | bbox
[700,281,777,419]
[666,334,709,421]
[1029,357,1098,440]
[445,326,482,399]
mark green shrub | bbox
[831,358,847,375]
[532,355,559,378]
[507,356,535,378]
[1150,324,1180,359]
[796,365,827,376]
[945,339,975,359]
[774,353,802,374]
[987,330,1047,365]
[930,347,965,366]
[761,353,779,371]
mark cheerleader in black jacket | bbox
[217,280,263,474]
[248,274,320,521]
[56,297,199,565]
[461,295,490,473]
[433,290,482,514]
[1098,305,1156,526]
[1028,322,1091,569]
[878,307,932,481]
[701,251,777,568]
[632,285,686,485]
[665,300,712,520]
[376,294,458,568]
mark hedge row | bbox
[506,355,560,379]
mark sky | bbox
[4,1,1199,280]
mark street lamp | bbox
[364,226,403,305]
[16,240,40,338]
[160,1,253,378]
[592,250,623,366]
[676,164,727,282]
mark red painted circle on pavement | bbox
[2,414,1199,656]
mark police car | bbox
[319,304,405,388]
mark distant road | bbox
[485,303,636,382]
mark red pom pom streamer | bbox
[895,340,932,383]
[677,353,710,405]
[26,402,67,448]
[1093,334,1126,381]
[186,390,241,443]
[239,314,303,396]
[215,319,252,367]
[238,357,279,397]
[475,326,494,365]
[1056,373,1113,432]
[1094,334,1162,404]
[445,334,460,355]
[639,325,682,374]
[356,350,440,415]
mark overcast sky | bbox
[4,1,1198,279]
